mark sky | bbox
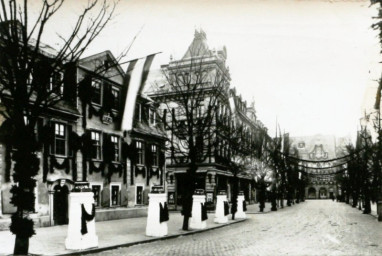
[35,0,382,139]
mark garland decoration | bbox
[89,161,105,176]
[81,204,96,235]
[123,161,127,184]
[81,132,92,181]
[201,203,208,221]
[135,166,146,178]
[9,214,35,238]
[150,167,160,179]
[41,124,53,182]
[107,162,123,182]
[78,76,92,129]
[4,140,12,182]
[159,202,169,223]
[50,155,70,174]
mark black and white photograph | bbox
[0,0,381,255]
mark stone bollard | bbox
[65,182,98,250]
[146,186,168,237]
[190,189,208,230]
[214,190,229,224]
[235,192,247,219]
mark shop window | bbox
[110,184,120,206]
[136,185,143,205]
[91,131,101,160]
[92,185,102,207]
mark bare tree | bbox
[226,117,263,219]
[0,0,119,254]
[149,37,230,230]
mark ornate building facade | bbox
[148,30,267,209]
[0,49,166,228]
[290,134,349,199]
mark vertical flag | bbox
[121,54,157,131]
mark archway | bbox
[53,183,69,225]
[319,187,327,199]
[308,187,316,199]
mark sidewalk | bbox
[0,211,246,256]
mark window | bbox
[136,141,144,165]
[91,80,101,104]
[50,72,63,95]
[54,123,66,156]
[110,184,120,206]
[92,185,102,207]
[111,135,119,161]
[151,144,158,166]
[111,88,120,110]
[91,131,101,160]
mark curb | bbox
[49,218,247,256]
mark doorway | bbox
[308,187,316,199]
[136,185,143,205]
[53,184,69,225]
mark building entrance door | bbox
[53,184,69,225]
[308,187,316,199]
[136,186,143,205]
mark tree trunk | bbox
[287,189,292,207]
[259,186,265,212]
[231,176,238,220]
[181,168,196,231]
[14,235,29,255]
[271,192,277,211]
[182,215,190,231]
[364,189,371,214]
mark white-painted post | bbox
[65,191,98,250]
[235,194,246,219]
[190,193,207,230]
[214,191,228,224]
[146,187,168,237]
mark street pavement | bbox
[87,200,382,256]
[0,203,266,256]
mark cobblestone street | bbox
[89,201,382,256]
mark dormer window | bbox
[111,88,120,110]
[50,72,63,95]
[91,79,101,104]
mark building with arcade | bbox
[290,134,349,199]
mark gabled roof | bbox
[182,29,212,59]
[79,50,125,77]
